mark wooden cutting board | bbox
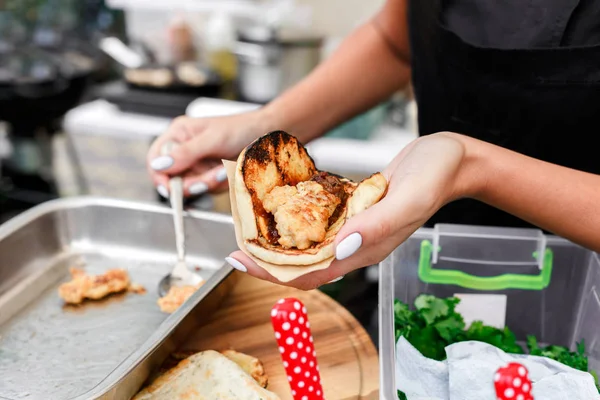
[179,272,379,400]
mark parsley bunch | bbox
[394,295,599,399]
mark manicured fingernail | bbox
[225,257,247,273]
[335,232,362,260]
[328,275,344,283]
[157,184,169,198]
[150,156,174,171]
[215,167,228,182]
[189,182,209,195]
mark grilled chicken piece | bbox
[263,181,340,250]
[58,267,130,305]
[262,185,298,211]
[157,283,204,314]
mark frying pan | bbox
[123,62,223,96]
[99,36,223,96]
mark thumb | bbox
[333,195,398,261]
[332,183,429,262]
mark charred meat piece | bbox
[310,171,351,224]
[310,171,347,199]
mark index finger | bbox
[146,134,177,191]
[147,116,194,163]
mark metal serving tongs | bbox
[158,141,203,297]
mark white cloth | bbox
[395,337,600,400]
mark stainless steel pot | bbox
[234,26,323,103]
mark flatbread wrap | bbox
[224,131,387,282]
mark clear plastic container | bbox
[378,223,600,399]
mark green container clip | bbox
[418,239,553,291]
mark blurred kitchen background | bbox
[0,0,418,341]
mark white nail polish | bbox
[215,167,228,182]
[335,232,362,260]
[225,257,247,273]
[150,156,174,171]
[157,185,169,198]
[189,182,209,195]
[328,275,344,283]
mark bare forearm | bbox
[456,134,600,252]
[262,16,411,143]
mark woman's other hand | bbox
[147,110,270,198]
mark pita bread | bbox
[221,349,268,388]
[132,350,280,400]
[224,131,387,282]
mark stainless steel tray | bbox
[0,196,239,400]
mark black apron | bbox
[408,0,600,229]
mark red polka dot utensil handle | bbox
[271,298,324,400]
[495,362,534,400]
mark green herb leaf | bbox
[434,316,465,343]
[526,335,539,352]
[414,295,450,325]
[408,325,446,361]
[394,300,413,325]
[577,340,586,356]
